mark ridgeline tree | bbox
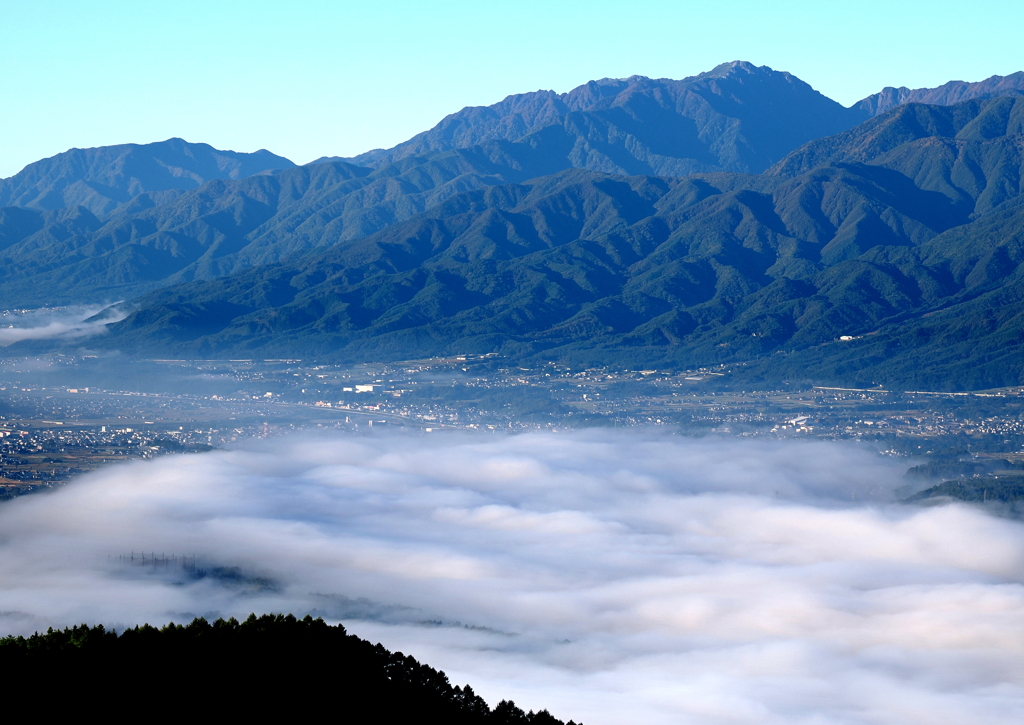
[0,613,579,722]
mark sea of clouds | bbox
[0,304,125,345]
[0,429,1021,724]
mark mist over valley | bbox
[3,429,1023,723]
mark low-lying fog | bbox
[1,429,1021,724]
[0,304,125,345]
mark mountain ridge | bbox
[80,94,1024,389]
[854,71,1024,117]
[335,62,1024,175]
[339,61,859,175]
[0,63,874,308]
[7,63,1024,390]
[0,138,295,218]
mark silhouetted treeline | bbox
[0,613,578,722]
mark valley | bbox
[5,352,1024,507]
[5,21,1024,719]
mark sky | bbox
[2,0,1024,178]
[1,429,1022,724]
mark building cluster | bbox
[2,354,1024,498]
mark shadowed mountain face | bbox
[0,138,295,217]
[772,95,1024,215]
[327,64,1024,180]
[90,161,972,364]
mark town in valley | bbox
[4,353,1023,505]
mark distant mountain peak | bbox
[697,60,794,80]
[333,63,1024,176]
[343,61,853,173]
[703,60,761,75]
[594,74,650,85]
[0,139,295,217]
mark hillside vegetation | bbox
[1,613,577,722]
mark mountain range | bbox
[4,62,1024,390]
[0,138,294,217]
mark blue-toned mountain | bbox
[8,62,1024,311]
[0,138,295,217]
[89,96,1024,389]
[9,65,1024,390]
[338,61,858,176]
[854,71,1024,117]
[0,62,872,307]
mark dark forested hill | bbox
[0,138,295,217]
[1,613,577,722]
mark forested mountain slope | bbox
[5,62,1024,311]
[0,146,567,307]
[94,96,1024,388]
[750,199,1024,389]
[334,64,1024,175]
[772,95,1024,220]
[0,60,860,306]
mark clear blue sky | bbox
[2,0,1022,178]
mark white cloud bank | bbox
[0,305,126,345]
[0,429,1022,724]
